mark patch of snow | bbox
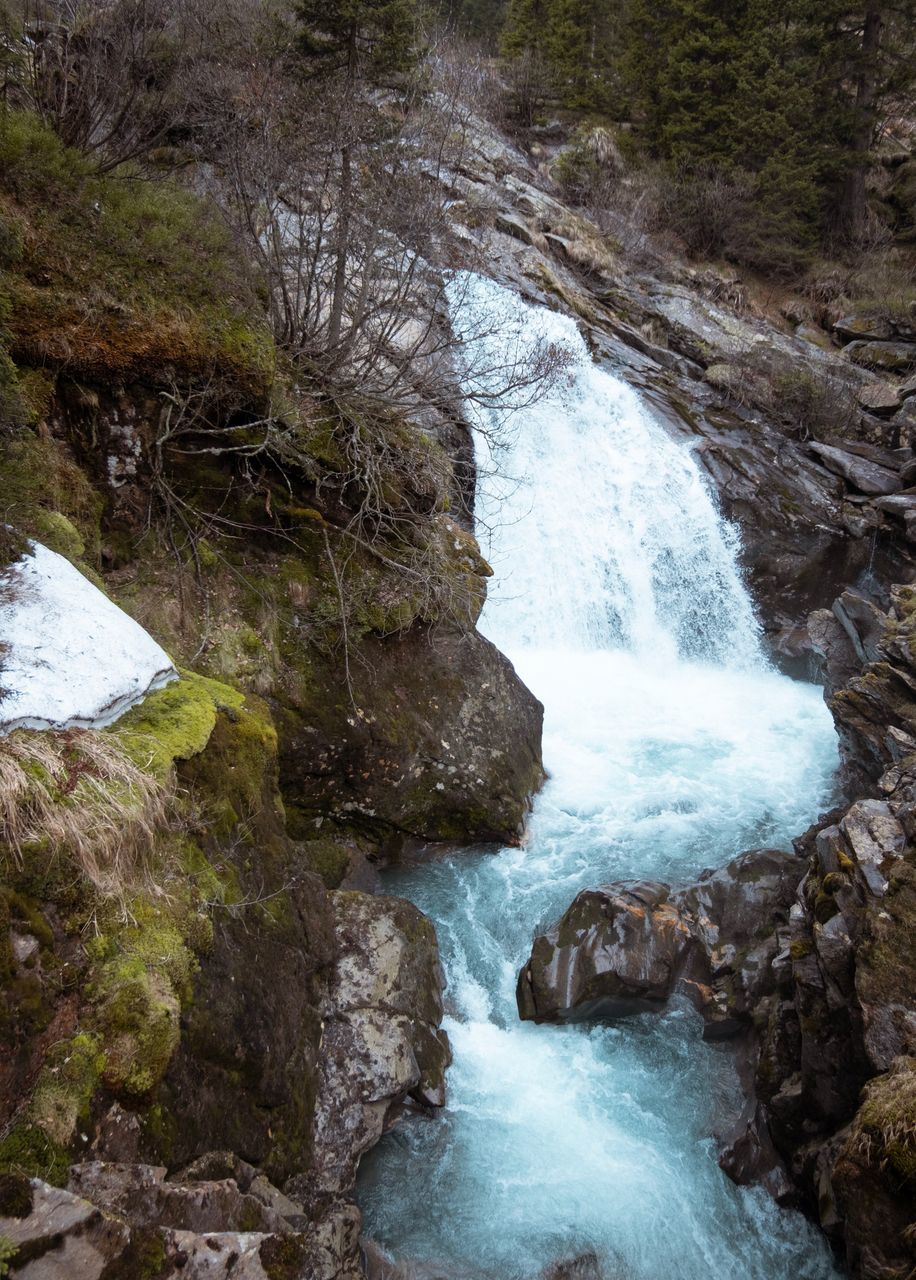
[0,542,177,735]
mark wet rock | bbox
[807,442,900,496]
[874,492,916,516]
[518,851,803,1034]
[517,881,692,1022]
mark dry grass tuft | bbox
[0,728,173,900]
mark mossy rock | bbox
[114,671,244,779]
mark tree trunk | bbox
[327,141,351,352]
[839,1,883,243]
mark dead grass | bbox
[0,728,173,900]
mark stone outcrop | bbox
[517,850,804,1040]
[0,1164,361,1280]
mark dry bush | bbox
[723,347,860,440]
[0,728,172,899]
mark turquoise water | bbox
[357,277,842,1280]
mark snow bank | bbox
[0,542,177,734]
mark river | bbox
[357,275,842,1279]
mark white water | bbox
[358,276,841,1279]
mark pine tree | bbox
[297,0,422,81]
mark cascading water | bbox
[358,274,842,1278]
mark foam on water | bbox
[357,274,842,1279]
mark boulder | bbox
[857,382,903,416]
[874,492,916,517]
[517,851,803,1034]
[846,340,916,373]
[288,892,450,1213]
[279,625,545,847]
[0,1178,130,1280]
[834,315,895,343]
[66,1161,291,1234]
[517,881,692,1022]
[808,442,900,496]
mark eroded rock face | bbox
[288,892,451,1220]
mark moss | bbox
[97,1228,168,1280]
[179,693,279,826]
[0,1173,31,1218]
[0,430,103,562]
[28,510,84,561]
[259,1235,311,1280]
[302,837,352,889]
[31,1032,105,1145]
[114,671,243,779]
[0,1123,69,1185]
[89,954,180,1098]
[790,936,814,960]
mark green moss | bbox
[114,671,243,778]
[96,1228,168,1280]
[28,510,84,560]
[789,936,814,960]
[89,954,180,1098]
[0,1123,69,1186]
[302,837,352,889]
[31,1032,105,1145]
[0,430,103,562]
[0,1173,31,1218]
[179,693,279,825]
[259,1235,311,1280]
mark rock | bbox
[846,340,916,373]
[279,625,545,847]
[833,590,887,666]
[0,1179,130,1280]
[289,892,450,1214]
[832,1060,916,1278]
[834,314,895,342]
[874,492,916,516]
[494,210,537,246]
[517,850,802,1033]
[808,442,901,496]
[857,382,903,415]
[517,881,692,1022]
[67,1161,291,1234]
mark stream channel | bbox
[358,275,843,1280]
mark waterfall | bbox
[358,274,841,1280]
[451,272,761,668]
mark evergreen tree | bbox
[297,0,422,81]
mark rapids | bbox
[357,275,842,1279]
